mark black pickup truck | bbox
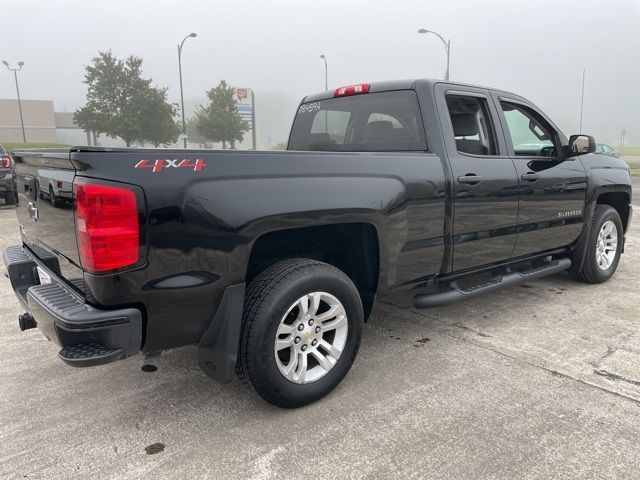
[4,79,633,407]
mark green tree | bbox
[186,113,212,148]
[196,80,249,149]
[142,87,180,147]
[75,51,179,147]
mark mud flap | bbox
[198,283,245,383]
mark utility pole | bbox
[2,60,26,142]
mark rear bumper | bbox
[53,189,73,199]
[3,245,142,367]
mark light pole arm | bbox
[178,35,190,55]
[428,31,449,52]
[418,29,451,81]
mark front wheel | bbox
[236,258,364,408]
[571,205,623,283]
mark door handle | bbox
[457,174,483,185]
[521,172,540,181]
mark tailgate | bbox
[13,149,86,297]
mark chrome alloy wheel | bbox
[596,220,618,271]
[274,292,348,384]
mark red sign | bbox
[236,88,248,101]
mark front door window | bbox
[500,102,558,158]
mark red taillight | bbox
[334,83,370,97]
[74,180,140,273]
[1,155,10,169]
[57,181,63,188]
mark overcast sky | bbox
[1,0,638,147]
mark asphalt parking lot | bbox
[1,205,639,479]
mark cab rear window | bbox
[288,90,427,152]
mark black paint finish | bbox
[434,84,519,271]
[8,79,632,355]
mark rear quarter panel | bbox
[72,149,446,351]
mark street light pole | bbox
[579,67,585,132]
[178,33,197,148]
[320,54,328,90]
[2,60,26,142]
[320,54,329,133]
[417,29,450,81]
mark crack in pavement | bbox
[375,298,640,406]
[439,328,640,407]
[593,369,640,387]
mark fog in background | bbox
[1,0,638,148]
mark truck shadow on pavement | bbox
[40,264,639,419]
[5,250,639,408]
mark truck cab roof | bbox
[302,78,522,103]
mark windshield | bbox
[288,90,427,152]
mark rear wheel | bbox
[571,205,623,283]
[49,186,59,208]
[236,258,363,408]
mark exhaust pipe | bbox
[141,352,161,373]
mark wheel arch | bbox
[572,188,630,273]
[246,222,381,321]
[595,191,631,232]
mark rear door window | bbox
[445,95,498,156]
[289,90,427,152]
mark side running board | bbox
[413,257,571,309]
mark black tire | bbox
[49,186,59,208]
[5,192,15,205]
[236,258,364,408]
[571,205,623,284]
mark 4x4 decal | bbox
[135,158,207,173]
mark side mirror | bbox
[566,134,596,157]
